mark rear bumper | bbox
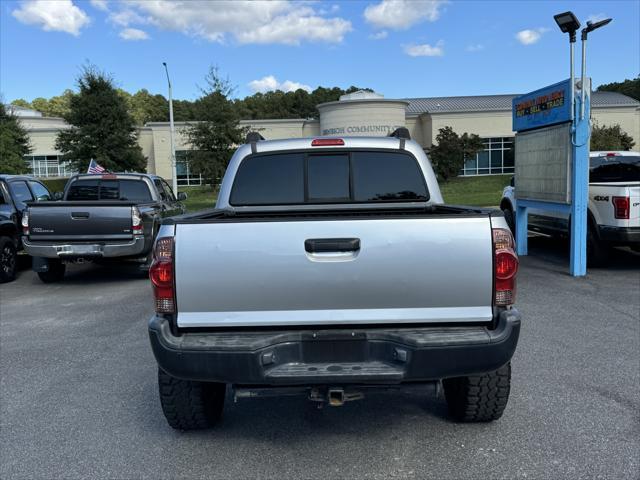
[149,309,521,385]
[22,235,146,259]
[599,226,640,246]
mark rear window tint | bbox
[120,180,152,202]
[230,153,304,205]
[308,155,350,201]
[230,150,428,205]
[66,179,152,201]
[590,155,640,182]
[352,152,428,202]
[67,180,99,200]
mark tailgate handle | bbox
[305,238,360,253]
[71,212,90,219]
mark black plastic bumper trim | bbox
[148,310,521,385]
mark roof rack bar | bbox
[245,131,265,154]
[388,127,411,140]
[245,131,265,144]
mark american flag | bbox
[87,159,106,174]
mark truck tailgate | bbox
[27,202,135,241]
[175,216,494,328]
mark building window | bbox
[460,137,514,176]
[176,150,203,186]
[24,155,76,178]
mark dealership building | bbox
[13,89,640,186]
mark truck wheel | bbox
[0,237,17,283]
[37,260,66,283]
[443,362,511,422]
[503,208,515,235]
[158,368,226,430]
[587,223,609,267]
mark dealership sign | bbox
[512,79,572,132]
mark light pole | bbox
[579,18,612,119]
[553,11,580,122]
[162,62,178,195]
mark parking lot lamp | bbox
[553,11,580,121]
[162,62,178,195]
[579,18,612,119]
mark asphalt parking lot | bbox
[1,237,639,479]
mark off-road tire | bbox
[587,222,609,267]
[443,362,511,422]
[0,237,17,283]
[37,260,66,283]
[503,208,516,236]
[158,368,226,430]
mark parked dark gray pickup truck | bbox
[22,173,186,282]
[0,175,52,282]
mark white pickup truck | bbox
[148,131,521,430]
[501,151,640,264]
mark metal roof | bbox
[404,91,639,114]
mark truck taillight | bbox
[21,210,29,236]
[612,196,630,219]
[132,206,143,234]
[493,228,518,306]
[149,237,175,314]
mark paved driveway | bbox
[1,238,638,479]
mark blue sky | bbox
[1,0,638,103]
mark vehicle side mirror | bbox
[509,176,515,187]
[177,192,187,201]
[53,192,63,200]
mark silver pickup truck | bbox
[148,132,521,430]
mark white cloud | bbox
[108,8,147,27]
[90,0,108,11]
[369,30,388,40]
[466,43,484,52]
[515,28,549,45]
[364,0,447,30]
[403,40,444,57]
[119,27,149,41]
[12,0,90,36]
[249,75,312,93]
[108,1,351,45]
[587,13,608,23]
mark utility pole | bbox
[162,62,178,195]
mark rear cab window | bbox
[230,150,428,206]
[66,178,152,201]
[590,155,640,182]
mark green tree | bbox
[0,103,32,174]
[597,76,640,101]
[28,90,74,117]
[10,99,32,109]
[186,67,246,186]
[590,122,635,151]
[55,66,146,173]
[429,127,484,181]
[130,89,169,125]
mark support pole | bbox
[569,79,590,276]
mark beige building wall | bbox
[429,111,515,141]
